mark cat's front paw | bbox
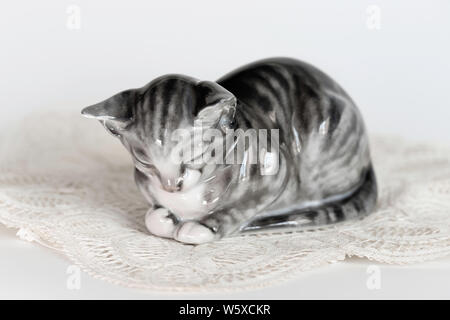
[175,221,216,245]
[145,208,178,239]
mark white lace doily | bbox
[0,111,449,292]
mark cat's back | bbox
[217,58,363,147]
[218,57,371,202]
[217,57,358,129]
[217,57,348,101]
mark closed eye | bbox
[134,158,160,180]
[131,148,156,170]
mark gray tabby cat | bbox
[82,57,377,245]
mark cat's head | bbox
[82,75,237,193]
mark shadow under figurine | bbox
[82,57,377,245]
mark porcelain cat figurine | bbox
[82,57,377,244]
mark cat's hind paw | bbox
[145,208,178,239]
[175,221,216,245]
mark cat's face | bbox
[82,75,237,199]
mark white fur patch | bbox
[148,177,206,220]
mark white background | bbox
[0,0,449,299]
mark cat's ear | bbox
[195,81,237,131]
[81,90,135,136]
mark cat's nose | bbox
[161,178,181,193]
[163,185,181,193]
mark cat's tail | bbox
[241,165,377,233]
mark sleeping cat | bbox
[82,57,377,245]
